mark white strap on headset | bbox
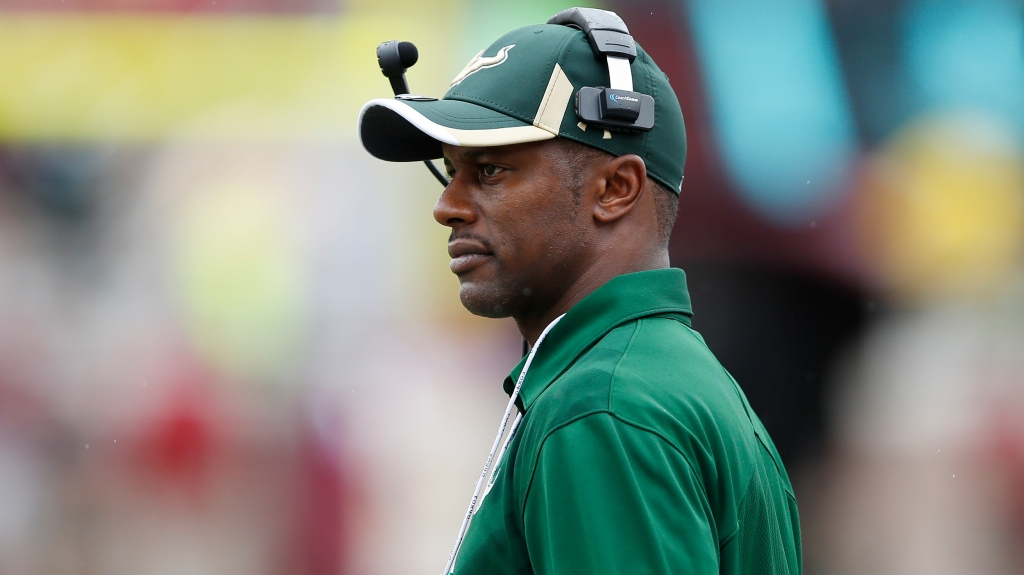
[607,56,633,92]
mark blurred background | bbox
[0,0,1022,573]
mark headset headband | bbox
[548,7,655,132]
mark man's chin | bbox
[458,282,516,318]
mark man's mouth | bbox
[448,238,494,275]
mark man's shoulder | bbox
[523,320,638,429]
[610,315,741,409]
[607,316,753,441]
[527,316,750,446]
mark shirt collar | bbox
[503,268,693,411]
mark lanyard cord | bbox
[442,314,565,575]
[487,411,522,490]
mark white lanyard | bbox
[441,314,565,575]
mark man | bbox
[358,8,801,574]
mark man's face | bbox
[436,140,593,319]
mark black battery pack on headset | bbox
[575,86,655,131]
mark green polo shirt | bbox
[452,268,801,575]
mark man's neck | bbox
[514,250,670,346]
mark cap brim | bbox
[358,98,557,162]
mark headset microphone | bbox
[376,40,418,96]
[376,40,451,186]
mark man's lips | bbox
[448,238,494,274]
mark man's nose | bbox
[433,174,476,227]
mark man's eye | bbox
[481,164,502,177]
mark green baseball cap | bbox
[358,19,687,193]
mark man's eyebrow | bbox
[448,147,503,162]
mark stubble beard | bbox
[458,219,589,321]
[457,257,531,319]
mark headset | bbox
[548,8,655,132]
[375,7,654,187]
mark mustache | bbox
[448,231,493,250]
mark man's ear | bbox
[593,154,647,223]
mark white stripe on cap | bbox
[357,98,459,147]
[357,98,557,149]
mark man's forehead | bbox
[441,145,496,161]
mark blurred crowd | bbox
[0,0,1022,574]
